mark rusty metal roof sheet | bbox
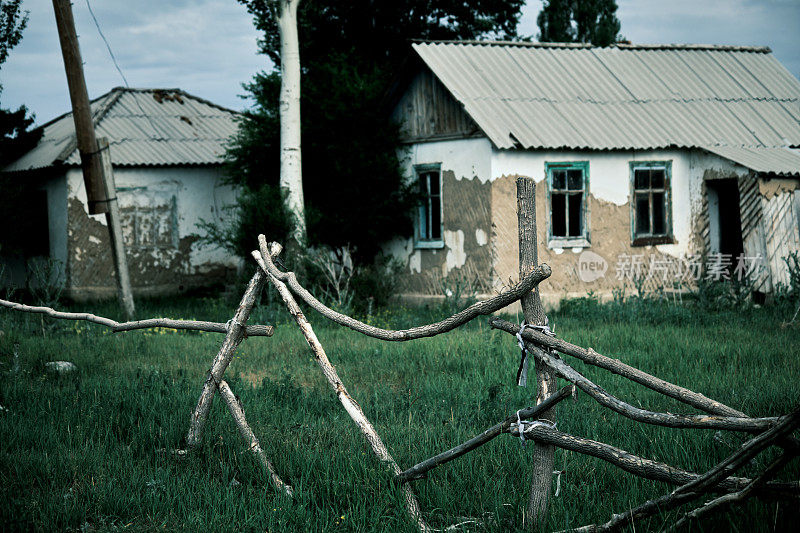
[4,88,240,172]
[411,41,800,152]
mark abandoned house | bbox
[387,41,800,304]
[2,87,241,299]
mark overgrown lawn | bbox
[1,295,798,532]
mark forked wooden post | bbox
[517,176,558,526]
[186,266,271,449]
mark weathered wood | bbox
[186,269,268,448]
[51,0,108,214]
[512,424,798,497]
[521,341,777,432]
[97,137,135,321]
[398,385,575,483]
[668,453,794,531]
[564,406,800,533]
[0,298,274,337]
[489,317,747,418]
[218,380,293,497]
[253,240,432,532]
[517,176,557,527]
[253,238,550,341]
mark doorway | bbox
[706,178,744,258]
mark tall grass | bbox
[1,295,798,532]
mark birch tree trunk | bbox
[277,0,306,244]
[517,177,558,527]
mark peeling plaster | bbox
[443,229,466,276]
[409,249,422,273]
[759,178,800,200]
[475,228,488,246]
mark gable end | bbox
[392,69,481,143]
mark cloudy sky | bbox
[2,0,799,126]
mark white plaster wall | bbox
[67,166,239,271]
[404,137,493,183]
[43,173,68,268]
[491,148,694,257]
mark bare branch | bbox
[668,453,795,531]
[398,385,575,483]
[0,298,274,337]
[255,241,433,532]
[187,268,269,448]
[563,406,800,533]
[489,318,746,418]
[512,425,798,497]
[490,326,777,432]
[252,234,550,341]
[218,380,293,497]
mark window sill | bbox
[415,240,444,250]
[548,237,590,250]
[631,235,674,247]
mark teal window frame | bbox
[629,161,674,246]
[414,163,444,249]
[546,161,590,248]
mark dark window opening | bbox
[632,163,672,245]
[548,163,587,241]
[416,168,442,243]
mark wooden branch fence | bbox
[2,177,797,532]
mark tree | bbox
[229,0,526,261]
[0,0,43,259]
[1,0,40,168]
[537,0,621,47]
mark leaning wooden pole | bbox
[516,176,558,527]
[97,138,135,320]
[51,0,107,215]
[52,0,135,318]
[253,239,431,532]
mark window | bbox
[415,164,443,248]
[630,161,673,246]
[547,161,589,247]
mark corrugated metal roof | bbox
[703,146,800,176]
[4,88,241,172]
[411,41,800,153]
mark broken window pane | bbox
[567,169,582,190]
[430,194,441,240]
[651,169,665,189]
[568,193,583,236]
[427,172,439,195]
[551,193,566,237]
[652,192,666,235]
[552,170,566,190]
[634,169,650,190]
[635,193,650,235]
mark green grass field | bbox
[1,294,798,532]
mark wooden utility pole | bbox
[52,0,107,215]
[516,177,557,527]
[52,0,135,319]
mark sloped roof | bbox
[703,146,800,176]
[411,42,800,162]
[4,87,241,172]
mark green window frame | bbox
[546,161,590,248]
[630,161,674,246]
[414,163,443,249]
